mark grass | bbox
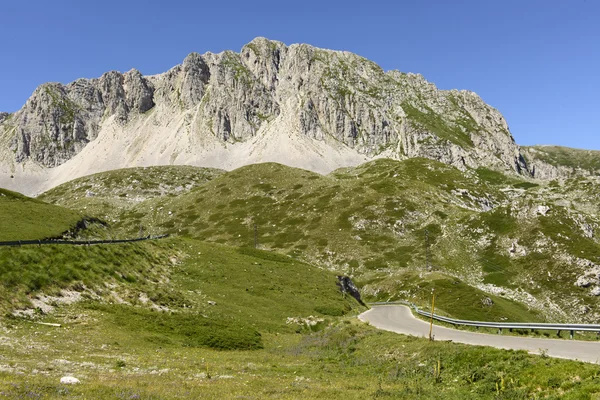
[1,313,600,399]
[4,155,600,396]
[0,188,82,241]
[171,239,359,333]
[358,271,541,323]
[524,145,600,172]
[35,158,600,324]
[39,166,224,201]
[0,240,174,314]
[37,166,224,238]
[0,236,359,343]
[402,102,474,148]
[83,302,264,350]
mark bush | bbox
[91,304,263,351]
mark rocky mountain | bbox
[522,146,600,179]
[0,37,531,196]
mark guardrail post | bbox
[557,330,561,337]
[428,289,436,341]
[570,330,574,340]
[498,328,502,335]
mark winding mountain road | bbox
[359,305,600,364]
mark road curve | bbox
[359,305,600,364]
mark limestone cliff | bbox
[522,146,600,180]
[1,37,533,193]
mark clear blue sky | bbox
[1,0,598,149]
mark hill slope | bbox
[0,188,82,241]
[2,182,600,398]
[0,237,357,342]
[523,145,600,179]
[2,237,599,398]
[39,159,600,323]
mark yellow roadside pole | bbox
[429,288,436,341]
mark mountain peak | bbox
[0,38,537,195]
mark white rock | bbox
[537,205,550,216]
[60,376,80,384]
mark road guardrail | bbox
[0,234,169,247]
[369,300,600,337]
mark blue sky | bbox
[1,0,598,149]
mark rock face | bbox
[1,37,531,183]
[337,276,365,306]
[4,69,156,167]
[522,146,600,180]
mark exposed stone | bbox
[2,37,532,177]
[508,241,527,257]
[60,376,80,384]
[337,275,365,306]
[179,53,210,107]
[481,297,494,307]
[286,315,324,327]
[123,69,155,113]
[575,264,600,288]
[537,205,550,216]
[579,305,591,315]
[522,146,600,179]
[573,214,595,238]
[580,223,594,238]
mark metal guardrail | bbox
[369,301,600,334]
[0,234,169,247]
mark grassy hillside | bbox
[0,237,358,346]
[0,240,173,314]
[38,166,224,233]
[109,158,513,263]
[4,163,600,397]
[523,145,600,173]
[0,238,598,398]
[0,188,82,241]
[2,300,600,398]
[36,158,600,323]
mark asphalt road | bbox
[359,305,600,364]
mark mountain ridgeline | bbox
[1,37,566,196]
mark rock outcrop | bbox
[337,275,365,306]
[1,37,534,188]
[522,146,600,180]
[4,69,159,167]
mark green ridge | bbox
[0,188,82,241]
